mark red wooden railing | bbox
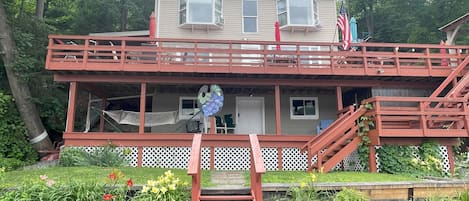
[248,134,265,201]
[301,105,367,172]
[429,56,469,98]
[188,134,202,201]
[187,134,265,201]
[362,96,469,140]
[46,35,469,77]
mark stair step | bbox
[199,195,254,200]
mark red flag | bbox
[337,2,351,50]
[149,12,156,39]
[275,21,281,50]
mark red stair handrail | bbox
[249,134,265,201]
[188,134,202,201]
[429,56,469,99]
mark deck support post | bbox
[275,85,283,170]
[139,83,147,134]
[210,117,215,170]
[65,82,77,133]
[368,145,377,172]
[336,86,343,111]
[99,97,106,132]
[447,145,455,176]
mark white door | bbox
[235,97,265,134]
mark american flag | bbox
[337,2,351,50]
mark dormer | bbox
[178,0,224,31]
[277,0,321,32]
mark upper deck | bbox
[46,35,469,78]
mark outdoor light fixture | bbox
[377,69,384,74]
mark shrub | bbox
[334,188,369,201]
[59,143,128,167]
[286,173,322,201]
[0,92,37,169]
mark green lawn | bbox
[1,167,212,187]
[260,171,421,183]
[2,167,422,188]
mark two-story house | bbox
[47,0,469,175]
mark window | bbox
[179,0,223,26]
[271,45,321,65]
[276,0,319,28]
[243,0,257,33]
[290,97,319,120]
[179,97,200,120]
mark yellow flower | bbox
[147,180,156,187]
[168,184,176,191]
[151,187,160,194]
[164,170,174,178]
[300,182,307,188]
[309,173,317,182]
[173,178,180,184]
[142,186,149,193]
[161,187,168,194]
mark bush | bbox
[334,188,369,201]
[0,158,26,171]
[59,144,128,167]
[0,92,37,169]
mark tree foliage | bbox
[348,0,469,44]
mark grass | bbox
[2,167,212,187]
[260,171,422,183]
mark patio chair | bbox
[316,119,334,134]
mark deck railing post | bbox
[120,40,126,68]
[83,38,89,70]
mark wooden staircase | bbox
[188,134,265,201]
[301,106,367,172]
[427,56,469,129]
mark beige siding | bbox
[149,89,338,135]
[158,0,338,42]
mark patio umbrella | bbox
[275,21,281,50]
[350,17,358,43]
[440,40,448,66]
[149,12,156,39]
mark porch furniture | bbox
[215,114,236,134]
[316,119,334,134]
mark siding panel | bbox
[158,0,338,42]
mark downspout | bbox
[155,0,160,38]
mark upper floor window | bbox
[179,0,224,29]
[277,0,319,31]
[243,0,258,33]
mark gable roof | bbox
[439,13,469,32]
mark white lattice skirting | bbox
[74,146,450,172]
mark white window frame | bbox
[276,0,319,27]
[179,97,200,120]
[179,0,223,25]
[290,97,319,120]
[242,0,258,33]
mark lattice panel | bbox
[282,148,308,171]
[375,145,450,174]
[261,148,278,171]
[214,147,250,170]
[439,146,450,174]
[201,147,211,170]
[375,146,381,172]
[342,150,364,171]
[115,147,138,167]
[142,147,190,169]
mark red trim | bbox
[54,74,438,88]
[137,147,143,167]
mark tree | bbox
[0,0,53,152]
[35,0,44,19]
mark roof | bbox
[439,13,469,32]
